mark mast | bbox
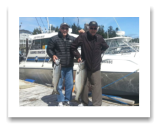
[47,17,49,33]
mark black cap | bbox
[89,21,98,27]
[60,23,69,28]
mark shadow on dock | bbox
[41,94,58,106]
[41,94,81,106]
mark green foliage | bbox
[55,26,59,32]
[131,38,139,43]
[51,25,55,31]
[107,26,117,38]
[32,28,41,35]
[32,23,139,41]
[71,23,81,34]
[97,25,107,38]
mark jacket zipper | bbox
[64,38,67,66]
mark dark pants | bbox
[81,70,102,106]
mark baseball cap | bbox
[60,23,69,28]
[89,21,98,27]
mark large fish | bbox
[51,59,61,95]
[74,61,87,102]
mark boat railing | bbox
[48,58,51,62]
[42,52,48,67]
[23,44,32,67]
[122,41,138,57]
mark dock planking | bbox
[19,80,137,106]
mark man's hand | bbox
[53,55,58,62]
[78,57,82,62]
[78,29,85,34]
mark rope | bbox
[40,17,46,30]
[102,69,139,89]
[113,17,121,31]
[35,17,40,27]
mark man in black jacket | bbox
[47,23,76,106]
[71,21,109,106]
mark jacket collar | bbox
[87,31,97,41]
[58,31,69,39]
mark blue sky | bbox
[19,17,139,38]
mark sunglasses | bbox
[61,27,68,30]
[90,27,97,30]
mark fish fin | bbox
[51,90,60,95]
[51,89,55,95]
[51,91,54,95]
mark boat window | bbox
[20,40,23,44]
[31,38,50,50]
[105,38,137,54]
[41,38,50,46]
[106,41,110,46]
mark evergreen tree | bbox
[108,26,113,38]
[50,25,55,31]
[55,26,59,32]
[72,23,77,34]
[32,28,41,35]
[115,27,119,32]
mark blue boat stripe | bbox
[27,58,50,61]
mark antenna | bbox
[35,17,42,33]
[113,17,121,31]
[46,17,49,33]
[40,17,46,31]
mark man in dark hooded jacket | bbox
[71,21,109,106]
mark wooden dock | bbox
[19,80,137,106]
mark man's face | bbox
[60,25,69,37]
[89,26,97,36]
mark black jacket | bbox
[47,31,76,67]
[70,31,109,72]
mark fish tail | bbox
[51,90,60,95]
[71,99,81,104]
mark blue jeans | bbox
[57,67,73,102]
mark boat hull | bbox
[19,68,53,85]
[101,72,139,96]
[19,68,139,96]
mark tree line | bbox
[32,23,139,42]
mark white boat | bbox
[19,29,79,85]
[19,30,139,96]
[100,31,139,96]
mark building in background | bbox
[19,29,32,55]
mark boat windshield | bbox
[30,38,50,50]
[104,37,138,54]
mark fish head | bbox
[55,59,60,65]
[79,61,85,70]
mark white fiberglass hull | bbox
[19,54,139,96]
